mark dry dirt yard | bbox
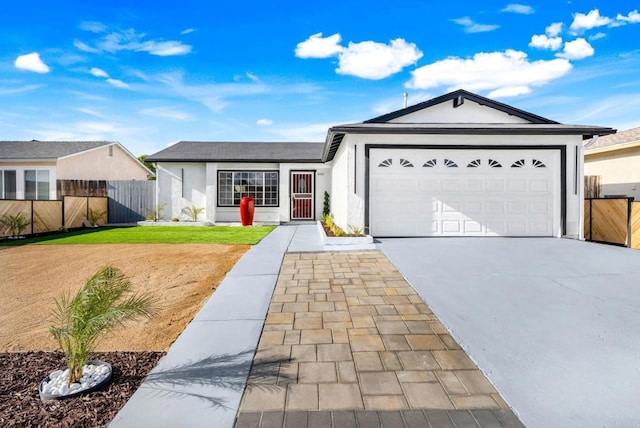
[0,243,249,352]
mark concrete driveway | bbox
[378,238,640,428]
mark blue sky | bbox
[2,1,639,156]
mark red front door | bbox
[291,171,314,220]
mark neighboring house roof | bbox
[0,140,111,160]
[146,141,324,163]
[322,89,617,162]
[584,126,640,155]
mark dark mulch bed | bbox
[0,351,164,428]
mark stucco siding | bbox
[329,141,349,230]
[389,99,531,124]
[585,148,640,200]
[156,163,206,221]
[57,144,149,180]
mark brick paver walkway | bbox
[235,251,523,427]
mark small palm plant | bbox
[144,203,167,221]
[49,266,157,386]
[0,212,31,237]
[86,208,107,226]
[182,205,205,222]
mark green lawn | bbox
[0,225,276,246]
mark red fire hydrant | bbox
[240,197,255,226]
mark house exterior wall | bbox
[56,144,149,181]
[0,161,57,200]
[329,141,350,230]
[585,147,640,200]
[156,163,207,221]
[156,161,329,224]
[335,132,584,238]
[389,99,531,124]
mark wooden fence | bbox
[584,175,601,199]
[0,196,107,238]
[584,198,640,249]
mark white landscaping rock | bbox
[40,361,111,399]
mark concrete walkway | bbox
[111,226,297,427]
[111,225,522,427]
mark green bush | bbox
[322,191,330,217]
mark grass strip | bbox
[0,226,275,246]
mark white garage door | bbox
[369,149,561,237]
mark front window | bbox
[218,171,278,207]
[0,170,17,199]
[25,170,50,200]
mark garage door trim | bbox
[364,144,567,236]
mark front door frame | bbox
[290,170,316,221]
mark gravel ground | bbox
[0,351,164,427]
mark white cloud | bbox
[106,78,129,88]
[0,84,44,95]
[616,10,640,24]
[136,40,192,56]
[295,34,422,80]
[570,9,612,33]
[79,21,108,33]
[488,86,532,98]
[257,118,273,126]
[557,38,594,60]
[90,67,109,78]
[14,53,50,73]
[336,39,423,80]
[246,72,261,82]
[74,40,101,54]
[295,33,343,58]
[501,4,535,14]
[139,107,192,121]
[452,17,500,33]
[546,22,563,37]
[589,32,606,41]
[529,34,563,50]
[76,27,192,57]
[74,108,105,118]
[406,50,572,97]
[181,28,196,35]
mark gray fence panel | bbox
[107,181,155,223]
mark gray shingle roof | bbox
[585,126,640,151]
[0,141,111,160]
[146,141,324,163]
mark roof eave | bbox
[146,157,323,163]
[0,157,57,163]
[585,139,640,156]
[329,125,616,137]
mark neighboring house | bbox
[0,141,152,200]
[147,89,615,238]
[584,127,640,200]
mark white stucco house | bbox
[584,127,640,200]
[0,140,152,200]
[147,89,615,238]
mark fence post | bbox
[627,198,633,248]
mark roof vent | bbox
[453,96,464,108]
